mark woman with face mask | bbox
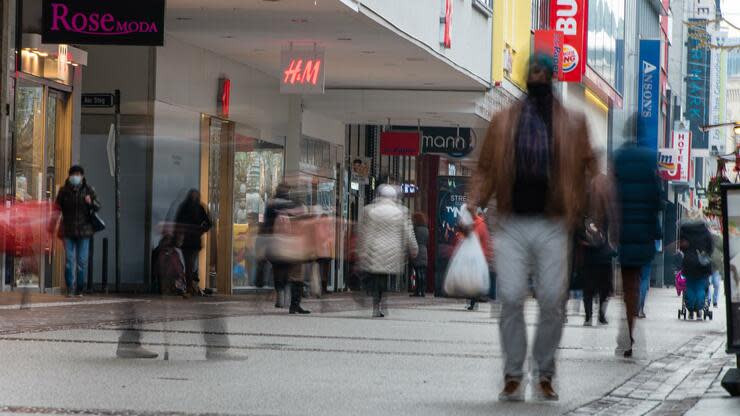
[51,165,101,297]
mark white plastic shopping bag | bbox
[443,233,490,298]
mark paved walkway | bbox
[0,288,737,415]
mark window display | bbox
[231,137,284,289]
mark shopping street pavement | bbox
[0,288,738,416]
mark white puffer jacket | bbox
[358,197,418,274]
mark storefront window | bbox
[587,0,625,93]
[13,83,66,288]
[231,136,284,289]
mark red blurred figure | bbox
[0,199,56,257]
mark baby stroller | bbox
[676,270,713,320]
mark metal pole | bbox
[101,238,109,293]
[114,90,121,292]
[87,237,94,292]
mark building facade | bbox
[0,0,493,294]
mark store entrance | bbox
[13,81,71,290]
[200,116,235,292]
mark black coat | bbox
[680,220,713,279]
[412,225,429,267]
[614,144,662,268]
[54,179,101,239]
[175,200,212,250]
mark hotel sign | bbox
[42,0,165,46]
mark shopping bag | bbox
[310,262,322,297]
[443,233,490,298]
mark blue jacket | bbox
[614,144,662,267]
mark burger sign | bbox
[550,0,588,82]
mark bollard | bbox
[87,237,95,292]
[102,238,109,294]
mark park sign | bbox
[42,0,165,46]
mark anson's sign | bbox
[550,0,588,82]
[42,0,165,46]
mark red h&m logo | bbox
[280,49,325,94]
[283,59,322,85]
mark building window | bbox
[473,0,493,16]
[531,0,549,30]
[586,0,625,93]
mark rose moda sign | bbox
[550,0,588,82]
[42,0,165,46]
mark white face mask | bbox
[69,175,82,186]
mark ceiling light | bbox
[423,82,435,86]
[337,37,352,41]
[361,50,376,54]
[253,48,266,52]
[175,17,193,21]
[221,35,235,39]
[291,18,308,23]
[406,57,425,62]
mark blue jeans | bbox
[685,277,709,311]
[64,238,90,293]
[707,271,721,305]
[639,264,651,313]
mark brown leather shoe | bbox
[535,378,559,401]
[498,379,525,401]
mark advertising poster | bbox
[434,176,469,295]
[721,185,740,352]
[686,20,710,149]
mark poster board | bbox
[720,184,740,353]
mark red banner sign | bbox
[550,0,588,82]
[534,30,564,81]
[673,128,692,183]
[442,0,452,48]
[380,131,420,156]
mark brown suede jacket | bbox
[470,98,597,229]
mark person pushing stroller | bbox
[679,210,714,320]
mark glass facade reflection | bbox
[587,0,625,93]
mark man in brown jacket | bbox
[470,54,596,401]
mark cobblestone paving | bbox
[566,334,733,416]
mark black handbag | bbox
[89,208,106,232]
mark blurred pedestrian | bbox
[263,182,311,314]
[175,189,212,298]
[470,53,596,401]
[679,210,713,319]
[411,212,429,297]
[466,209,492,311]
[51,165,101,297]
[314,211,335,296]
[708,229,723,308]
[577,173,618,326]
[358,185,418,318]
[614,130,662,358]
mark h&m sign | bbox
[42,0,165,46]
[280,49,326,94]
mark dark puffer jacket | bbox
[614,144,662,267]
[680,220,713,280]
[413,225,429,268]
[54,179,101,239]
